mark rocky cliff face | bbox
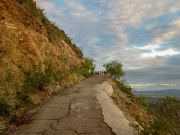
[0,0,84,90]
[0,0,86,115]
[0,0,83,73]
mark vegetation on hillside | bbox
[0,57,95,115]
[137,96,180,135]
[104,60,180,134]
[0,96,11,117]
[112,79,132,96]
[104,60,132,96]
[78,58,95,77]
[103,61,124,80]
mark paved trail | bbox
[12,76,136,135]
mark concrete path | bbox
[11,76,135,135]
[96,82,136,135]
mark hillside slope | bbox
[0,0,90,131]
[0,0,83,79]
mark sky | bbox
[35,0,180,91]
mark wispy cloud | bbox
[141,49,179,58]
[35,0,180,90]
[131,83,180,91]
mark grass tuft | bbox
[0,96,11,117]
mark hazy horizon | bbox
[35,0,180,91]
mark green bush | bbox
[22,60,61,92]
[113,79,132,96]
[6,70,14,82]
[17,61,64,105]
[78,58,95,77]
[16,91,32,106]
[154,97,180,122]
[44,60,59,83]
[161,96,178,104]
[0,96,11,117]
[22,65,46,92]
[141,118,172,135]
[104,60,124,79]
[137,96,150,108]
[139,96,179,134]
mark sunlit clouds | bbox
[35,0,180,90]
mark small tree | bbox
[103,60,124,79]
[79,58,95,77]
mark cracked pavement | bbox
[12,76,116,135]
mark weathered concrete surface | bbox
[11,76,136,135]
[96,82,137,135]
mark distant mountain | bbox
[133,89,180,98]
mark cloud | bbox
[126,64,180,90]
[149,26,179,46]
[131,83,180,91]
[135,45,160,51]
[141,48,180,58]
[132,83,175,87]
[173,18,180,27]
[35,0,180,90]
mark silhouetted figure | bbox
[97,71,100,75]
[101,71,104,75]
[95,71,107,75]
